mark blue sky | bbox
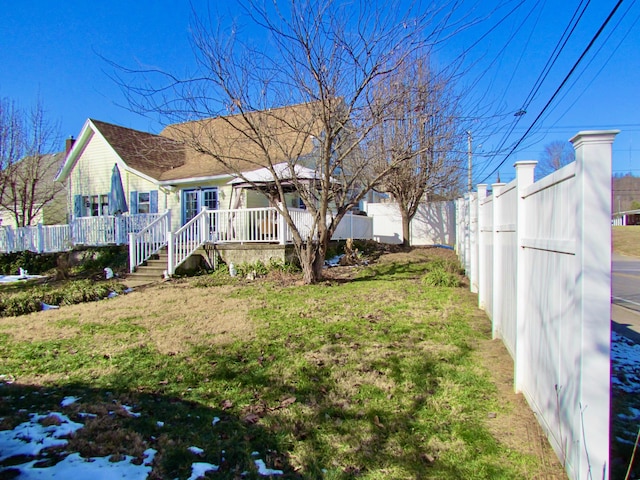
[1,1,638,185]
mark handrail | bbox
[167,208,209,275]
[128,210,171,273]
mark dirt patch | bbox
[464,297,567,479]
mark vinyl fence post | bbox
[571,130,618,479]
[469,192,479,293]
[491,182,505,337]
[476,185,488,309]
[513,161,536,394]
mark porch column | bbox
[277,203,286,245]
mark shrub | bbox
[423,257,464,275]
[422,268,461,288]
[0,280,127,317]
[422,258,463,288]
[0,251,58,275]
[73,247,129,275]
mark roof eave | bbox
[55,119,94,181]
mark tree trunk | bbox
[297,236,330,285]
[400,208,411,248]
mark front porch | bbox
[132,206,373,276]
[0,207,373,279]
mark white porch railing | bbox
[166,206,374,275]
[73,213,165,246]
[0,213,166,254]
[128,211,171,273]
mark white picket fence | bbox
[456,130,618,480]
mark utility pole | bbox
[467,130,472,192]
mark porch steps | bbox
[125,249,168,286]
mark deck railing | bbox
[128,211,171,273]
[0,213,165,254]
[166,206,373,274]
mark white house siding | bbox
[364,201,455,246]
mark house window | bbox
[83,194,109,217]
[137,192,150,214]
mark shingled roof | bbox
[90,120,185,180]
[60,102,324,184]
[158,102,321,181]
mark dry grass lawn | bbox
[0,248,567,479]
[613,225,640,257]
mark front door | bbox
[182,188,218,225]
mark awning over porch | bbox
[227,162,322,188]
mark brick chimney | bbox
[65,136,75,154]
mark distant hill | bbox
[612,174,640,213]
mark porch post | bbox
[37,223,45,253]
[277,203,286,245]
[128,232,136,273]
[6,225,15,253]
[167,231,175,275]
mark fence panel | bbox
[493,181,518,355]
[457,131,618,480]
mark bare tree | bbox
[0,97,63,227]
[117,0,480,284]
[538,140,575,179]
[368,54,464,247]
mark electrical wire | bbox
[479,0,626,184]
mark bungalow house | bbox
[56,103,320,235]
[55,102,377,275]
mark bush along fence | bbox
[456,130,618,480]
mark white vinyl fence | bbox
[456,130,618,480]
[363,201,455,245]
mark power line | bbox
[479,0,626,184]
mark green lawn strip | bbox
[1,256,543,478]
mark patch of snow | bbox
[107,291,118,298]
[611,332,640,393]
[254,459,284,476]
[0,413,84,462]
[10,452,153,479]
[0,274,45,284]
[41,303,59,311]
[60,396,80,407]
[212,416,220,426]
[78,412,97,419]
[143,448,157,466]
[121,405,141,417]
[188,446,204,455]
[156,421,164,427]
[188,462,219,480]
